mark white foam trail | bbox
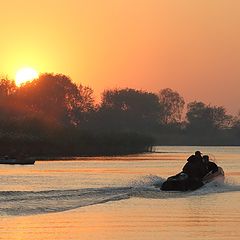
[0,175,239,216]
[130,176,240,199]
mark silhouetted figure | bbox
[182,151,205,180]
[202,155,218,175]
[160,151,223,191]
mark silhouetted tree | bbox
[16,73,94,126]
[2,70,240,155]
[0,77,18,120]
[186,101,233,133]
[72,84,95,125]
[99,88,161,131]
[0,77,16,97]
[158,88,185,124]
[77,84,95,112]
[228,112,240,144]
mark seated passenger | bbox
[182,151,205,180]
[202,155,218,175]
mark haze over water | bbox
[0,146,239,239]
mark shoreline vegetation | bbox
[1,73,240,158]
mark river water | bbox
[0,146,239,239]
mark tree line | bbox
[0,73,239,156]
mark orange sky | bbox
[1,0,240,114]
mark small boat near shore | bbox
[0,156,35,165]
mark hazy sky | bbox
[1,0,240,114]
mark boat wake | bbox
[0,175,239,216]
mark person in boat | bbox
[202,155,218,175]
[182,151,206,180]
[161,151,205,191]
[160,151,224,191]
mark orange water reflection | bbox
[0,147,239,239]
[1,194,240,240]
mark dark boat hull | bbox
[0,158,35,165]
[160,167,224,191]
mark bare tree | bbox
[158,88,185,124]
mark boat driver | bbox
[182,151,206,180]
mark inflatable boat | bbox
[160,167,224,191]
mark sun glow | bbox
[15,67,38,86]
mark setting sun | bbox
[15,67,38,86]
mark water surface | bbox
[0,146,239,239]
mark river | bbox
[0,146,239,239]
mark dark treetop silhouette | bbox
[0,73,239,157]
